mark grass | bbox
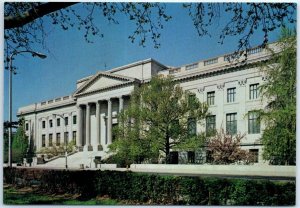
[3,185,120,205]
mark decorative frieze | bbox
[238,79,247,86]
[217,83,225,90]
[197,87,205,93]
[262,76,269,81]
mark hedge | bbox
[3,167,295,205]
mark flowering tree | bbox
[206,128,254,164]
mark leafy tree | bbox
[206,128,254,164]
[11,117,28,163]
[259,28,296,165]
[38,140,76,159]
[109,75,208,164]
[4,3,295,66]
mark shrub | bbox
[3,167,295,205]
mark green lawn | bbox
[3,186,120,205]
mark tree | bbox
[38,140,76,159]
[4,3,295,65]
[206,128,254,164]
[109,75,208,164]
[259,28,296,165]
[11,117,28,163]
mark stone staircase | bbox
[38,151,109,169]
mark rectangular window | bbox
[207,91,215,105]
[248,111,260,134]
[25,123,29,131]
[226,113,237,135]
[42,121,46,129]
[56,133,61,146]
[204,58,218,66]
[249,83,259,100]
[57,118,60,127]
[247,47,262,55]
[187,151,195,163]
[49,119,53,128]
[72,131,77,144]
[186,63,198,70]
[42,134,46,147]
[188,118,197,136]
[227,87,236,103]
[206,115,216,136]
[49,134,53,147]
[65,117,69,126]
[249,149,259,163]
[73,115,77,125]
[64,132,69,145]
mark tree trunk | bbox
[165,135,170,164]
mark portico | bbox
[76,96,128,152]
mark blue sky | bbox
[3,3,287,121]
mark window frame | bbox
[64,117,68,126]
[206,115,216,136]
[42,134,46,147]
[57,118,60,127]
[207,91,215,106]
[73,115,77,125]
[248,111,260,134]
[188,117,197,136]
[227,87,236,103]
[56,133,61,146]
[226,113,237,135]
[249,83,259,100]
[64,132,69,145]
[49,133,53,147]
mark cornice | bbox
[73,71,138,96]
[74,80,139,98]
[174,57,269,84]
[17,101,76,117]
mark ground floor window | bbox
[64,132,69,145]
[49,134,53,147]
[206,150,213,163]
[56,133,60,146]
[187,151,195,163]
[42,134,46,147]
[72,131,77,145]
[169,151,179,164]
[249,149,259,163]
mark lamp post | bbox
[53,114,68,169]
[8,50,47,167]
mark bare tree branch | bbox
[5,2,78,29]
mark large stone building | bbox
[18,44,277,167]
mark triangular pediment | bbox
[74,72,137,96]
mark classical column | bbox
[86,103,93,151]
[107,99,112,145]
[96,101,102,151]
[119,96,124,112]
[69,112,73,144]
[77,105,83,151]
[45,117,49,147]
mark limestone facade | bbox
[18,44,278,164]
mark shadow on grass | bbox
[4,186,119,205]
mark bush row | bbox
[3,167,295,205]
